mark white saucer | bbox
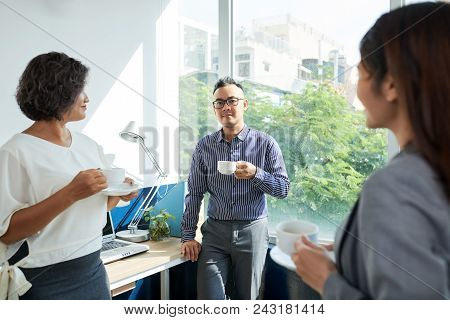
[270,246,336,271]
[101,183,141,196]
[270,246,296,271]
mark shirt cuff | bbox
[251,167,265,186]
[0,204,29,238]
[181,230,196,242]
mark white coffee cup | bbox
[103,154,116,169]
[101,168,125,186]
[276,220,319,255]
[217,161,237,175]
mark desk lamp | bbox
[116,121,167,242]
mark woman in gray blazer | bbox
[292,2,450,299]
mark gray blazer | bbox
[323,146,449,299]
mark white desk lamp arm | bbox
[139,139,166,178]
[128,175,164,232]
[127,138,167,233]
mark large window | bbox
[234,0,389,240]
[178,0,390,241]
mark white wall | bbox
[0,0,179,184]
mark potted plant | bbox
[143,207,175,241]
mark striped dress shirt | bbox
[181,125,290,242]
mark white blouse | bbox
[0,132,109,269]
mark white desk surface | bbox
[105,237,186,295]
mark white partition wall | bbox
[0,0,179,184]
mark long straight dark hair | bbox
[360,2,450,199]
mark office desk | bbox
[105,237,186,299]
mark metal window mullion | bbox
[387,0,402,160]
[390,0,406,10]
[218,0,234,78]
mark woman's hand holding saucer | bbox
[119,177,138,202]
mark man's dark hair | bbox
[16,52,89,121]
[213,76,245,95]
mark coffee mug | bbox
[276,220,319,255]
[218,161,237,175]
[101,168,125,186]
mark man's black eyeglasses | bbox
[212,98,244,109]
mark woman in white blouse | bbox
[0,52,137,299]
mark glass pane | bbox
[234,0,390,240]
[178,0,219,222]
[179,0,219,180]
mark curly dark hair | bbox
[16,52,89,121]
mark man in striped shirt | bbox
[181,77,290,299]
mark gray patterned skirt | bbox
[19,250,111,300]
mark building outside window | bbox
[239,62,251,77]
[236,53,251,61]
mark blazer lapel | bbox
[335,198,360,271]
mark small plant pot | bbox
[149,219,170,241]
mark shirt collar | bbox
[216,125,250,143]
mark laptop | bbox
[100,211,149,264]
